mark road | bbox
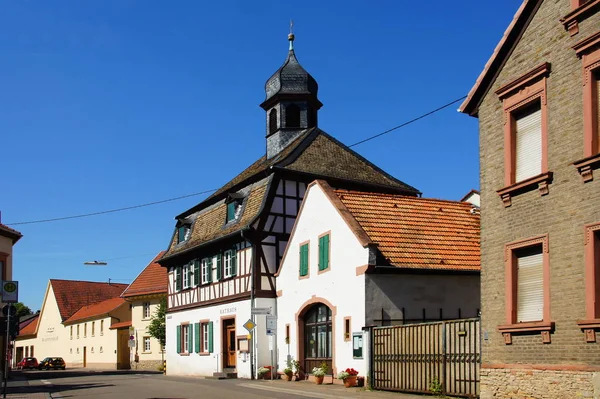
[11,369,427,399]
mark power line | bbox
[348,95,467,148]
[5,94,465,226]
[6,189,217,226]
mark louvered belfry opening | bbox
[514,102,542,183]
[285,104,301,128]
[269,108,278,135]
[515,245,544,323]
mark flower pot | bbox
[315,375,324,385]
[284,373,293,381]
[343,376,358,388]
[262,372,272,380]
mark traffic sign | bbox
[2,305,16,317]
[243,319,256,332]
[266,315,277,335]
[251,307,271,315]
[128,340,135,348]
[2,281,18,303]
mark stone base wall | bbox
[481,367,600,399]
[131,360,163,372]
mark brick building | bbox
[460,0,600,397]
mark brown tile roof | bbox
[331,186,480,271]
[17,315,39,338]
[110,320,132,330]
[50,280,129,322]
[459,0,540,116]
[64,297,127,324]
[121,251,168,298]
[0,223,22,243]
[164,128,420,261]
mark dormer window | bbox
[177,224,191,244]
[226,194,244,223]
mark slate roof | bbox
[0,223,22,243]
[64,297,127,324]
[50,280,129,322]
[121,251,167,298]
[163,128,420,262]
[328,184,480,271]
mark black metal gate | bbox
[371,318,480,398]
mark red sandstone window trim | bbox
[573,31,600,182]
[498,234,554,344]
[343,317,351,342]
[0,252,7,281]
[494,63,552,207]
[561,0,600,36]
[577,223,600,343]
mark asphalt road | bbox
[13,369,426,399]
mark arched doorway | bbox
[301,303,332,374]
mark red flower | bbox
[345,368,359,376]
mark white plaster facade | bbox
[275,183,369,377]
[130,298,164,369]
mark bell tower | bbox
[261,28,322,159]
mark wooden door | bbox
[117,329,131,369]
[226,325,236,368]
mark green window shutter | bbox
[323,234,329,269]
[231,249,237,276]
[188,324,194,354]
[175,267,182,291]
[208,322,214,353]
[207,259,213,283]
[176,325,181,353]
[216,254,222,281]
[318,236,323,270]
[300,244,308,276]
[194,323,200,353]
[193,260,200,286]
[227,202,235,222]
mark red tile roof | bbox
[0,223,22,243]
[110,320,132,330]
[64,297,127,324]
[17,315,39,338]
[121,251,168,298]
[320,182,480,271]
[50,280,129,322]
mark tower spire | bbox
[288,20,295,51]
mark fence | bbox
[370,318,480,398]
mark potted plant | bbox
[283,367,293,381]
[311,366,326,384]
[337,368,359,388]
[258,366,272,380]
[292,360,304,381]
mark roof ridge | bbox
[334,190,477,207]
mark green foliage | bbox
[319,361,329,375]
[147,297,166,348]
[429,377,443,396]
[14,302,33,319]
[292,359,302,375]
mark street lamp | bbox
[83,261,108,266]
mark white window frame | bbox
[201,258,211,284]
[144,337,151,352]
[202,323,209,353]
[183,264,191,289]
[224,250,234,278]
[182,325,190,354]
[143,302,151,319]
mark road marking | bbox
[237,383,342,398]
[41,380,52,385]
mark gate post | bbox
[362,325,375,389]
[441,321,447,395]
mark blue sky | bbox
[1,1,521,310]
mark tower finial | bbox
[288,20,295,51]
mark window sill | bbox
[179,353,190,356]
[573,153,600,182]
[198,352,210,356]
[498,321,554,344]
[560,0,600,36]
[142,351,152,354]
[496,172,553,207]
[577,319,600,343]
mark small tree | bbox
[147,297,167,364]
[14,302,33,319]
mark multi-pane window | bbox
[70,326,73,340]
[183,264,191,289]
[177,325,193,354]
[143,302,151,319]
[226,200,242,223]
[175,266,182,291]
[202,323,210,353]
[177,225,190,243]
[299,243,309,277]
[100,320,104,335]
[144,337,151,352]
[84,323,87,337]
[201,258,212,284]
[318,234,330,271]
[77,325,80,338]
[224,250,237,278]
[92,322,95,336]
[514,103,542,183]
[183,325,189,353]
[304,304,332,372]
[193,260,200,286]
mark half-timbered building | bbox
[158,33,420,379]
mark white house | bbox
[275,180,481,380]
[14,279,130,369]
[121,251,168,371]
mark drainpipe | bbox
[240,228,255,380]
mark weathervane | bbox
[288,19,295,50]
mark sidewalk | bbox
[240,378,431,399]
[1,373,51,399]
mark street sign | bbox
[266,315,277,335]
[1,305,16,317]
[128,340,135,348]
[251,307,271,315]
[129,326,135,335]
[243,319,256,332]
[1,281,18,303]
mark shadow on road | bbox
[15,369,162,381]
